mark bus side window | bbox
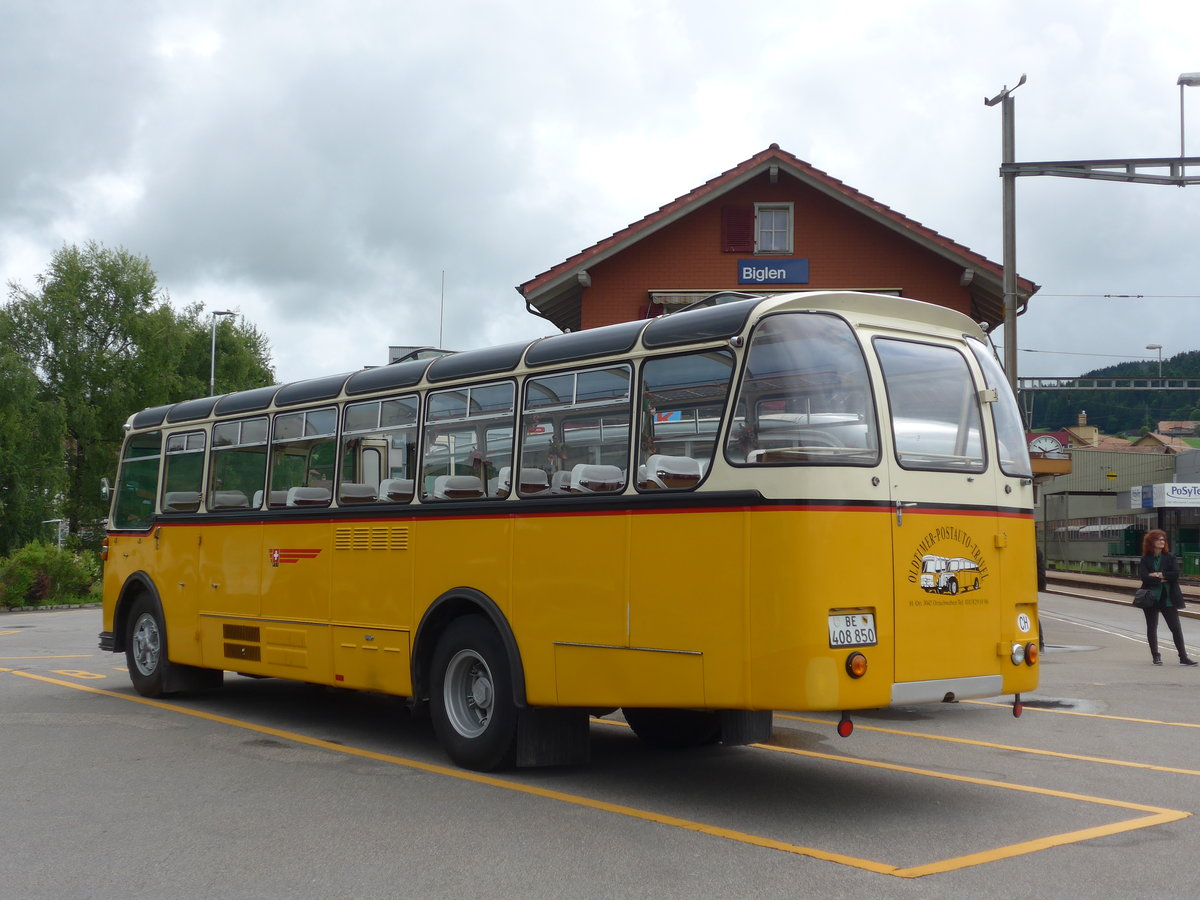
[521,365,631,498]
[269,408,337,508]
[421,382,515,502]
[208,418,267,511]
[637,350,733,490]
[340,395,418,505]
[160,430,205,513]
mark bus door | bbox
[260,408,336,626]
[872,336,1002,691]
[197,416,270,653]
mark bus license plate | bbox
[828,613,877,648]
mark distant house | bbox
[1130,433,1196,454]
[1063,413,1131,451]
[517,143,1039,334]
[1155,421,1199,437]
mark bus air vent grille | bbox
[335,526,410,551]
[223,624,261,642]
[224,643,261,662]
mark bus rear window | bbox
[875,339,985,473]
[726,314,878,466]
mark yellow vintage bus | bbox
[99,291,1039,770]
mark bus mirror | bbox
[100,477,111,500]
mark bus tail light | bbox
[845,652,868,678]
[1009,643,1025,665]
[100,537,109,562]
[1024,642,1039,666]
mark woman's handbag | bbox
[1133,587,1157,608]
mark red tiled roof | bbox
[518,144,1038,301]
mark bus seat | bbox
[493,466,512,497]
[431,474,484,500]
[550,470,574,494]
[378,478,414,502]
[641,454,701,490]
[267,490,290,508]
[162,491,200,513]
[518,468,549,495]
[209,490,250,510]
[286,486,331,507]
[339,482,378,504]
[252,490,263,508]
[571,464,624,493]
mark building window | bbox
[755,203,792,253]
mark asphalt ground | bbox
[3,598,1200,899]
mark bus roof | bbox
[126,291,985,431]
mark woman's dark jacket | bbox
[1139,552,1187,608]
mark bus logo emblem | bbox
[268,548,322,567]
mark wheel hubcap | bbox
[132,613,161,676]
[444,649,494,738]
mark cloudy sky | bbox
[2,0,1198,388]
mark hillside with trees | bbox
[1023,353,1200,435]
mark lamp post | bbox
[1181,72,1200,176]
[1146,343,1163,380]
[209,309,236,396]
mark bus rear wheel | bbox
[430,615,517,771]
[126,595,168,697]
[622,708,721,749]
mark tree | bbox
[1,242,275,541]
[0,349,66,555]
[171,304,275,399]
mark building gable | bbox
[518,143,1038,333]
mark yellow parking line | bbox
[753,741,1187,877]
[6,669,1189,879]
[965,698,1200,728]
[777,713,1200,777]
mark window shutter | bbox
[720,205,755,252]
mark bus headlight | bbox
[1010,643,1025,665]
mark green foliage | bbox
[0,349,66,555]
[1024,352,1200,433]
[0,241,275,544]
[0,542,99,609]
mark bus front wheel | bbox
[125,595,168,697]
[430,615,517,771]
[622,708,721,749]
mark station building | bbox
[517,143,1038,333]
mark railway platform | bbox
[1046,569,1200,618]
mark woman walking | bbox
[1139,529,1199,666]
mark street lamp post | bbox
[1146,343,1163,380]
[209,309,236,396]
